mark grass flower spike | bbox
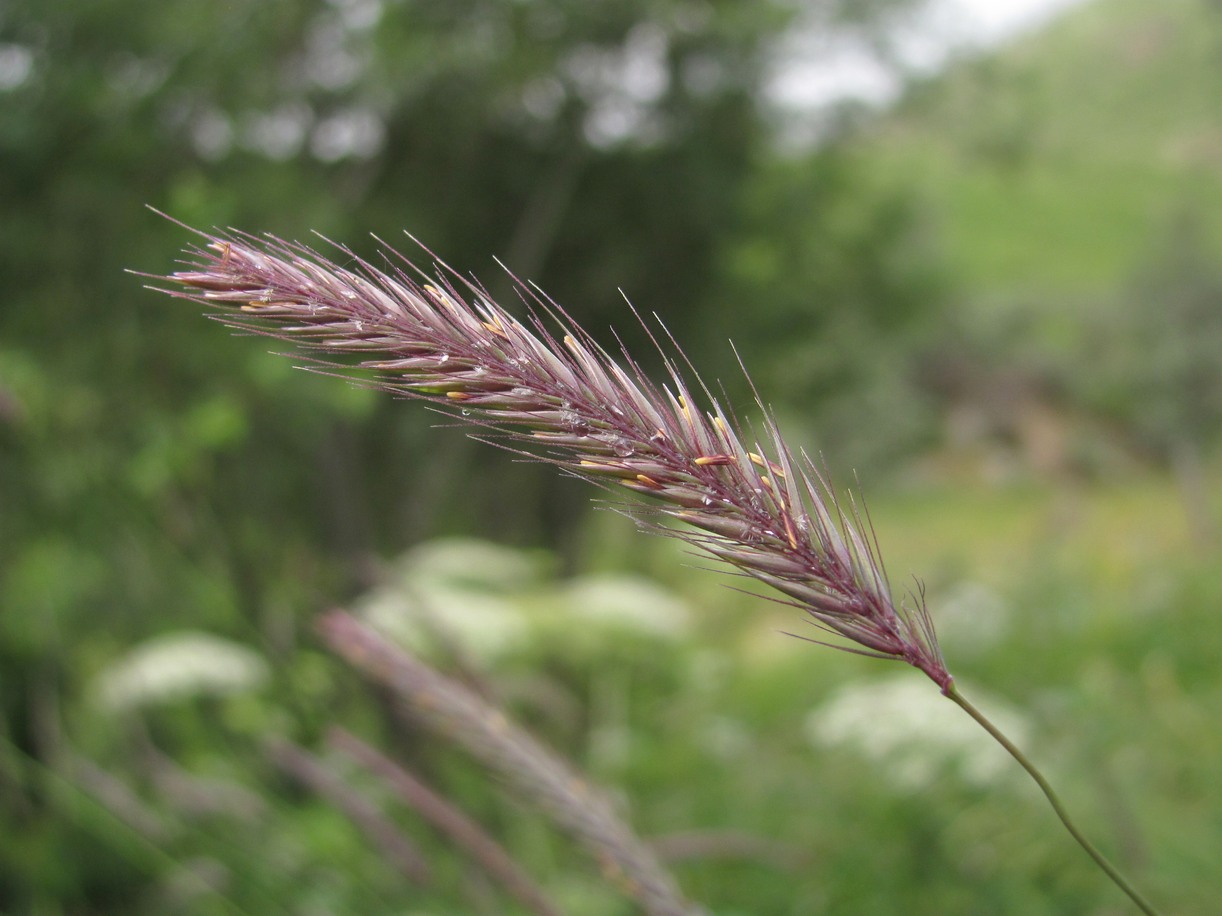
[150,217,1161,914]
[155,220,951,690]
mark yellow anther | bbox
[749,453,786,477]
[424,284,456,309]
[446,391,471,400]
[635,474,663,489]
[694,454,735,466]
[580,460,623,472]
[783,514,799,549]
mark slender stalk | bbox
[327,726,562,916]
[265,737,434,887]
[0,735,260,916]
[319,610,700,916]
[944,684,1161,916]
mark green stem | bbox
[944,683,1161,916]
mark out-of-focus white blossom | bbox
[361,579,527,661]
[561,574,690,639]
[398,537,548,592]
[358,538,540,660]
[96,632,269,711]
[360,540,691,660]
[807,675,1033,791]
[936,580,1009,654]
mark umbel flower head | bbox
[151,219,952,691]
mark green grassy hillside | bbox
[855,0,1222,307]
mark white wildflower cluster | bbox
[359,538,543,659]
[358,538,692,662]
[560,574,689,639]
[935,580,1009,655]
[807,675,1033,792]
[95,631,269,711]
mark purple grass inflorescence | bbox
[152,220,952,691]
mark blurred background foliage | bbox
[2,0,1220,912]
